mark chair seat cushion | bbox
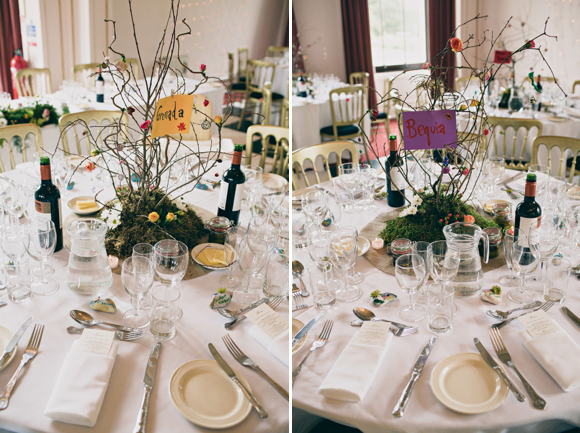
[232,82,246,90]
[249,91,285,101]
[375,112,387,119]
[320,124,361,136]
[239,76,246,82]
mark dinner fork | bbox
[224,297,284,330]
[66,326,146,341]
[492,301,554,330]
[292,292,308,311]
[0,324,44,410]
[488,327,547,410]
[222,335,289,400]
[292,320,333,385]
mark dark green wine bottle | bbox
[514,173,541,246]
[386,134,405,207]
[96,67,104,103]
[217,145,246,225]
[34,157,63,251]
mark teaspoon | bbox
[486,301,542,320]
[70,310,138,333]
[292,260,310,297]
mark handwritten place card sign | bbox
[494,50,513,64]
[402,110,457,150]
[151,94,195,139]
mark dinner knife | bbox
[0,317,33,366]
[562,306,580,329]
[292,313,323,348]
[392,336,437,418]
[133,342,162,433]
[501,171,526,189]
[208,343,268,418]
[474,338,526,402]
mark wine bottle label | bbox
[35,200,51,213]
[390,168,404,191]
[297,81,307,93]
[96,81,104,95]
[518,216,541,247]
[218,183,245,212]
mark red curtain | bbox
[291,7,304,73]
[428,0,455,90]
[0,0,22,98]
[341,0,377,108]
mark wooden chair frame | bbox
[15,68,52,97]
[0,124,43,171]
[245,125,289,177]
[265,46,288,58]
[237,60,277,129]
[531,135,580,184]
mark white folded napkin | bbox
[44,340,118,427]
[249,326,288,367]
[318,331,393,402]
[518,323,580,392]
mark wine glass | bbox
[427,241,460,314]
[328,228,360,302]
[501,228,523,287]
[259,175,286,217]
[412,241,430,304]
[525,223,559,292]
[219,226,239,288]
[241,166,263,210]
[338,163,362,213]
[547,176,569,213]
[359,164,378,210]
[1,182,26,225]
[301,190,328,228]
[395,254,427,322]
[308,230,330,269]
[528,164,550,206]
[234,237,268,304]
[489,156,505,193]
[0,224,29,287]
[508,233,540,304]
[25,218,59,296]
[153,240,188,318]
[122,256,155,328]
[339,226,364,285]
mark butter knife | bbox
[0,317,33,366]
[292,313,323,348]
[133,342,162,433]
[392,336,437,418]
[474,338,525,402]
[208,343,268,418]
[562,306,580,329]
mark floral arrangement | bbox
[0,103,58,128]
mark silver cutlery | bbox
[392,336,437,417]
[217,298,269,319]
[0,317,33,367]
[0,324,44,410]
[474,337,526,402]
[488,327,546,410]
[222,335,289,400]
[224,297,284,330]
[209,343,268,418]
[292,313,324,348]
[70,310,141,333]
[501,171,525,190]
[67,326,146,341]
[133,342,162,433]
[352,307,415,331]
[292,260,310,297]
[350,319,418,337]
[501,187,521,200]
[492,301,554,329]
[0,301,6,307]
[292,292,308,311]
[292,320,333,385]
[486,301,542,320]
[562,306,580,329]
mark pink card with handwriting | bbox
[402,110,457,150]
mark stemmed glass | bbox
[525,224,559,292]
[528,164,550,206]
[259,175,286,218]
[328,228,360,302]
[122,256,155,328]
[0,224,29,288]
[359,164,378,210]
[395,254,427,322]
[546,176,569,213]
[508,233,540,304]
[234,237,268,304]
[1,182,27,225]
[427,241,460,314]
[340,226,364,285]
[412,241,430,304]
[131,243,154,309]
[489,156,505,194]
[153,240,188,318]
[301,190,328,228]
[501,228,523,287]
[308,230,330,269]
[25,218,59,296]
[241,166,263,211]
[338,163,362,213]
[219,226,239,288]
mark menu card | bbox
[72,329,114,356]
[352,321,391,347]
[245,303,289,340]
[518,310,560,339]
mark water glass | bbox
[122,256,155,328]
[427,283,454,333]
[395,254,427,322]
[150,285,180,340]
[263,253,289,298]
[508,234,540,304]
[5,257,32,303]
[489,157,505,193]
[301,190,327,227]
[412,241,430,304]
[133,243,154,260]
[307,262,336,309]
[26,218,59,296]
[328,229,360,302]
[501,228,522,287]
[544,257,571,303]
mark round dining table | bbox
[291,171,580,433]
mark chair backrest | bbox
[15,68,52,97]
[122,57,140,81]
[246,60,277,95]
[486,116,543,171]
[238,47,248,80]
[455,75,481,91]
[245,125,289,176]
[159,55,188,75]
[0,124,43,170]
[262,82,273,125]
[59,110,127,155]
[531,135,580,183]
[73,63,102,89]
[573,80,580,94]
[349,72,370,106]
[328,85,365,130]
[292,141,359,189]
[265,46,288,58]
[280,98,289,128]
[228,52,235,89]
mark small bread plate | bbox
[430,352,508,414]
[262,172,289,189]
[358,237,370,256]
[169,359,252,429]
[292,318,307,354]
[0,326,17,371]
[482,199,511,214]
[191,243,237,270]
[67,196,103,215]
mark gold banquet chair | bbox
[573,80,580,94]
[15,68,52,97]
[245,125,289,177]
[485,117,543,171]
[59,110,128,155]
[455,75,481,92]
[73,63,102,89]
[292,141,359,190]
[531,136,580,184]
[265,46,288,59]
[0,124,43,171]
[238,47,248,83]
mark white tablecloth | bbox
[291,173,580,433]
[0,159,289,433]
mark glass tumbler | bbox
[544,257,571,303]
[263,253,289,298]
[307,262,336,310]
[150,285,180,340]
[427,283,454,333]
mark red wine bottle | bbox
[217,145,246,225]
[514,173,541,246]
[96,67,104,103]
[34,157,63,251]
[296,73,308,98]
[386,134,405,207]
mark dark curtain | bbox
[341,0,376,107]
[0,0,22,97]
[428,0,455,90]
[291,7,304,73]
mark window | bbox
[368,0,428,72]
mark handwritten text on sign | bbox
[402,110,457,150]
[151,94,195,139]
